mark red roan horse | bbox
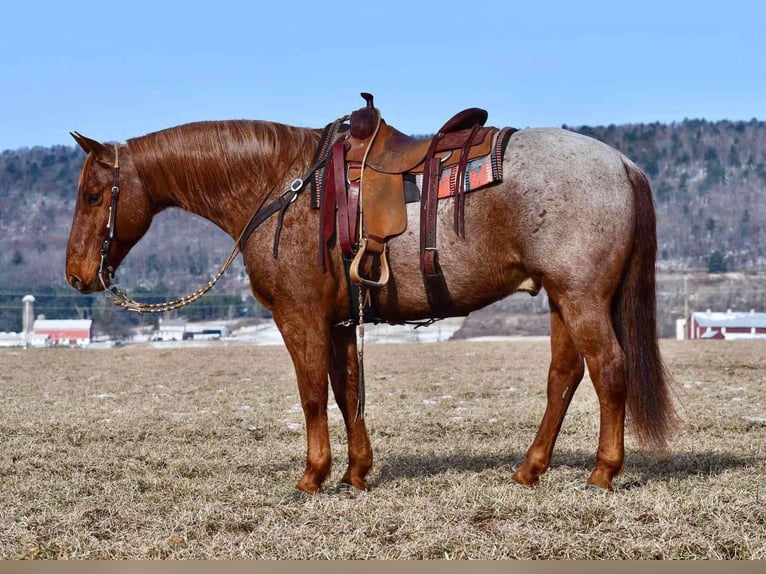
[65,103,677,494]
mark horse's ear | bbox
[70,132,115,165]
[71,131,101,154]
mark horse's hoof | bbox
[511,469,540,487]
[341,474,370,491]
[585,477,614,492]
[295,477,323,495]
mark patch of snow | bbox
[743,416,766,424]
[465,335,550,343]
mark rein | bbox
[98,118,348,313]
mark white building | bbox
[156,319,187,341]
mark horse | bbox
[65,105,677,494]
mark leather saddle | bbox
[322,93,499,314]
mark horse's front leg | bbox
[276,310,332,494]
[329,324,373,489]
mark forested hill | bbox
[0,118,765,331]
[565,119,766,270]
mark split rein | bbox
[97,118,348,314]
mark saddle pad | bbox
[415,126,516,200]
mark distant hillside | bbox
[1,118,765,333]
[566,119,766,270]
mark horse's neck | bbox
[134,125,319,239]
[155,174,268,239]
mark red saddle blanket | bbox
[418,127,514,200]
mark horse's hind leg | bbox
[513,302,585,486]
[329,324,373,489]
[558,296,627,490]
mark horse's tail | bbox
[614,157,679,451]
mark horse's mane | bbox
[127,120,320,215]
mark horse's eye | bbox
[85,193,102,206]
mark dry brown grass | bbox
[1,339,764,559]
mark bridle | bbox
[97,144,122,292]
[96,116,348,313]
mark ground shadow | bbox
[372,449,759,490]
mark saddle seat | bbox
[355,107,490,175]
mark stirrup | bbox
[349,238,390,288]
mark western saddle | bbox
[321,93,500,315]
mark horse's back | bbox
[504,127,635,230]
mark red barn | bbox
[687,310,766,340]
[33,319,93,346]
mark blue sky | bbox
[1,0,764,151]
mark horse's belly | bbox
[373,196,529,321]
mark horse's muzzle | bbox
[68,274,98,294]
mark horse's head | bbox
[66,132,153,293]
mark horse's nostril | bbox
[69,274,83,291]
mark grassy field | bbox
[1,338,764,559]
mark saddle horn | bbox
[351,93,379,139]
